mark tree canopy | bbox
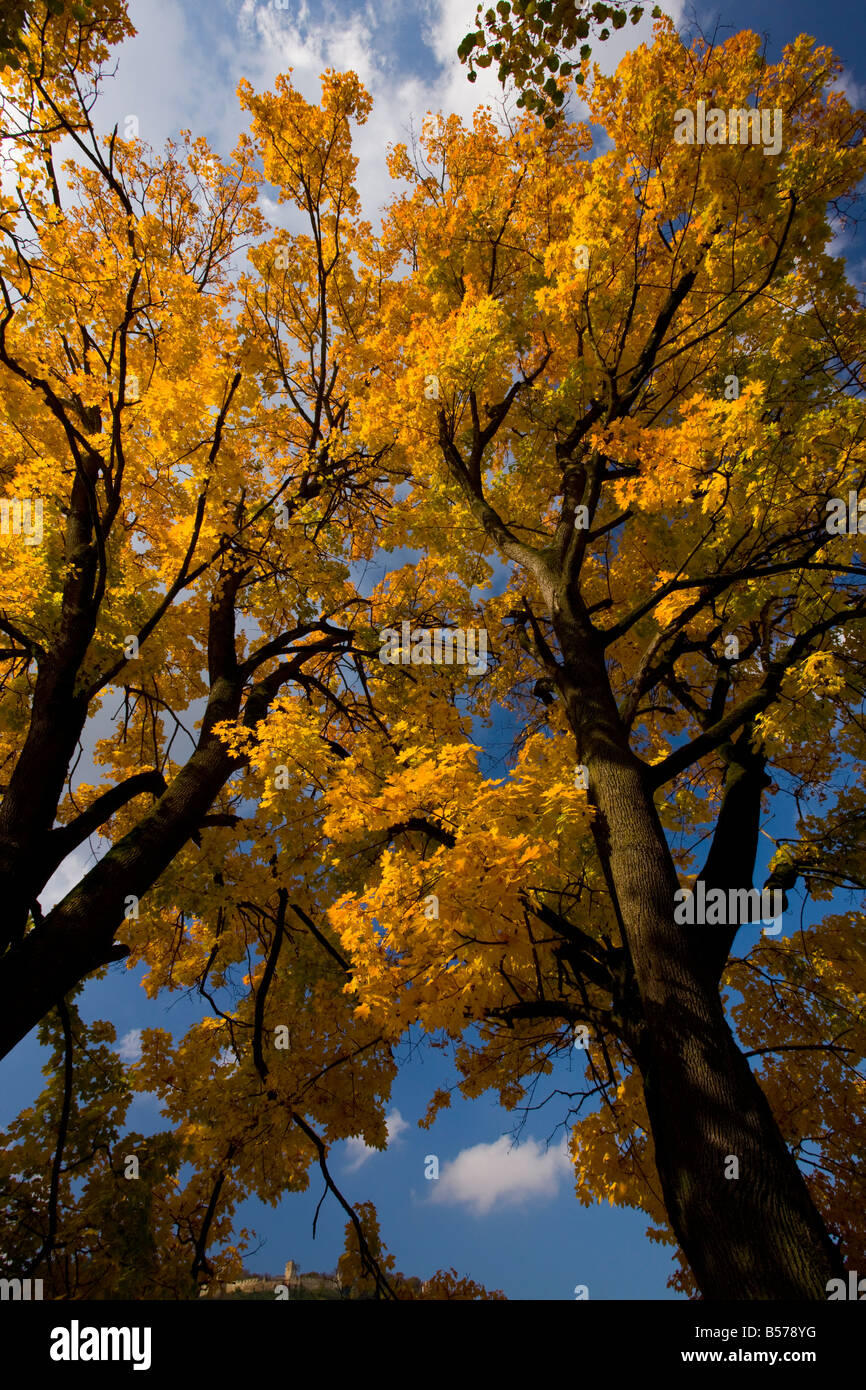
[1,1,865,1299]
[459,0,662,123]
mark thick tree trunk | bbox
[638,978,844,1298]
[0,676,90,952]
[0,730,237,1062]
[558,616,844,1299]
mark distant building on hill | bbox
[200,1259,341,1299]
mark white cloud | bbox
[832,67,866,110]
[428,1133,572,1215]
[91,0,690,234]
[117,1027,143,1062]
[343,1107,409,1171]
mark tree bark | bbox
[0,557,334,1060]
[0,709,239,1062]
[557,611,845,1299]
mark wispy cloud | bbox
[103,0,688,231]
[117,1028,143,1062]
[343,1107,409,1171]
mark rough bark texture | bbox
[0,731,237,1062]
[557,609,845,1299]
[0,547,336,1062]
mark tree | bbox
[0,2,131,82]
[0,995,252,1298]
[338,1203,506,1298]
[459,0,662,124]
[323,18,866,1298]
[0,7,410,1294]
[0,10,502,1296]
[2,5,865,1302]
[0,14,389,1059]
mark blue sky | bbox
[2,0,865,1301]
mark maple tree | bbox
[459,0,662,123]
[0,993,252,1298]
[2,1,866,1301]
[0,0,399,1295]
[0,1,501,1299]
[324,19,866,1299]
[0,2,129,86]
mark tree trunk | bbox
[0,728,237,1062]
[558,615,844,1299]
